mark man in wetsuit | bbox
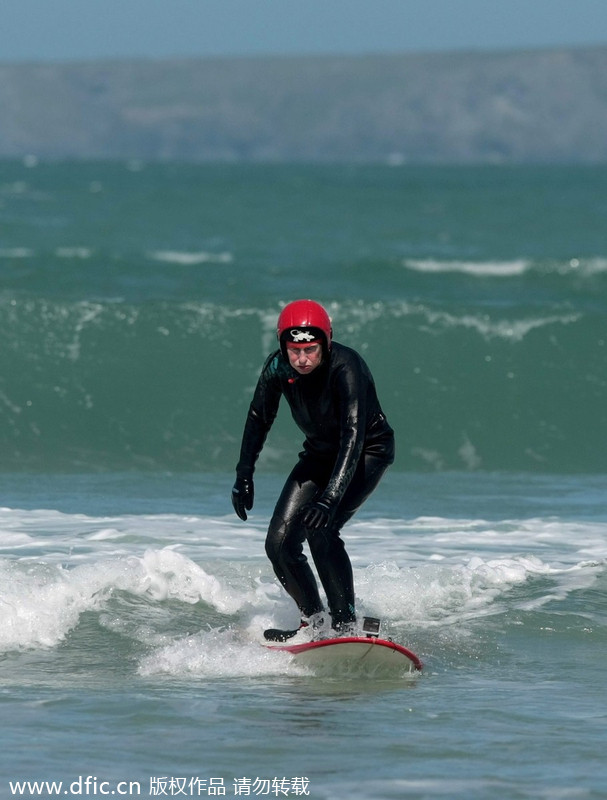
[231,299,395,642]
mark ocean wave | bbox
[567,257,607,275]
[325,300,582,344]
[55,246,93,259]
[2,496,605,676]
[0,547,244,652]
[0,293,604,472]
[2,544,599,672]
[0,247,34,258]
[403,256,607,278]
[149,250,233,265]
[416,306,581,342]
[404,259,530,277]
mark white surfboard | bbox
[266,635,423,676]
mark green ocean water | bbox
[1,161,607,800]
[1,161,606,473]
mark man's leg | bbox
[265,460,325,617]
[308,452,392,627]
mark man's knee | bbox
[307,526,345,560]
[264,517,283,563]
[265,515,303,565]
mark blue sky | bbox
[2,0,606,63]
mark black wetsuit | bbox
[235,341,395,626]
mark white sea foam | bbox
[1,503,605,672]
[564,257,607,275]
[332,298,581,342]
[404,256,607,278]
[149,250,233,265]
[137,628,291,678]
[0,247,34,258]
[55,246,93,259]
[416,307,580,342]
[404,259,530,277]
[137,547,605,678]
[0,546,254,652]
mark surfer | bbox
[231,299,395,642]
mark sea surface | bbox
[1,160,606,799]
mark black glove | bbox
[301,498,336,530]
[232,475,254,521]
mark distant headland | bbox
[1,46,606,163]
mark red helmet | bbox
[277,300,332,358]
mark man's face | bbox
[286,342,323,375]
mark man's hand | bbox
[301,498,335,530]
[231,476,254,521]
